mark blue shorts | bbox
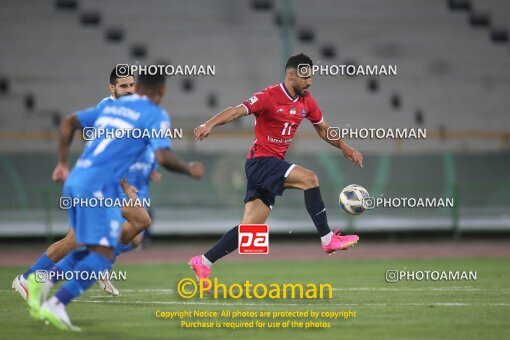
[63,183,123,248]
[244,156,296,208]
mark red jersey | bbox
[242,83,324,160]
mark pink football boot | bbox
[322,229,359,254]
[188,256,212,290]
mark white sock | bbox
[321,231,333,245]
[47,296,61,307]
[45,280,55,290]
[19,275,28,284]
[201,255,212,268]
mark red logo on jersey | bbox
[238,224,269,254]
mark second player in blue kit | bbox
[25,74,204,331]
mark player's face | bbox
[293,70,313,97]
[111,76,135,98]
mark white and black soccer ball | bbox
[339,184,369,215]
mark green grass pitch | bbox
[1,258,509,339]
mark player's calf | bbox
[302,170,319,189]
[284,165,340,247]
[46,229,79,261]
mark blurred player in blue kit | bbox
[23,73,203,331]
[13,69,159,297]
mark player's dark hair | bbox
[285,53,313,70]
[137,73,166,89]
[109,67,133,85]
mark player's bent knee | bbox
[132,208,151,230]
[303,171,319,189]
[140,214,151,229]
[133,215,151,232]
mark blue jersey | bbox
[78,96,116,135]
[97,97,157,200]
[96,95,115,109]
[68,94,171,191]
[122,146,157,200]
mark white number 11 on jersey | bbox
[282,122,295,136]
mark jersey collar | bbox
[126,94,149,101]
[280,83,299,103]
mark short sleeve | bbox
[306,95,324,125]
[76,106,100,128]
[242,90,270,116]
[146,109,172,151]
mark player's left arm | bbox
[149,155,162,182]
[150,110,204,179]
[313,119,364,168]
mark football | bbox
[339,184,370,215]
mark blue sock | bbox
[114,242,133,257]
[23,253,55,279]
[50,248,89,283]
[55,252,113,305]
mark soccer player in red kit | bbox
[189,53,363,285]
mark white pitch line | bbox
[118,289,175,293]
[81,287,489,298]
[96,287,508,294]
[4,286,507,295]
[332,287,483,291]
[76,299,356,307]
[76,300,510,307]
[90,286,508,293]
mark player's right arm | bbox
[52,114,83,183]
[53,105,101,183]
[194,105,248,140]
[195,90,270,140]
